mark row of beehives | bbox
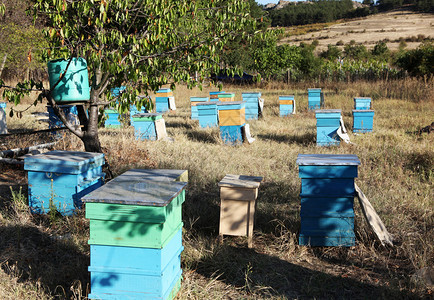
[24,149,362,299]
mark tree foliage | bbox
[3,0,263,152]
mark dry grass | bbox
[0,79,433,299]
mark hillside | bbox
[280,9,434,52]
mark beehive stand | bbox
[24,150,105,216]
[296,154,360,247]
[218,174,263,248]
[82,169,188,300]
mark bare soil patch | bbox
[281,9,434,52]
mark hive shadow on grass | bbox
[257,132,315,146]
[0,224,89,298]
[195,244,416,298]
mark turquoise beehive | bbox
[296,154,360,247]
[47,58,90,102]
[24,150,105,216]
[315,109,341,146]
[196,101,218,128]
[190,97,209,120]
[308,88,324,110]
[242,92,261,120]
[0,102,7,134]
[352,109,374,133]
[353,97,371,110]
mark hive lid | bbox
[217,101,244,106]
[156,88,171,93]
[308,88,321,91]
[354,97,371,100]
[82,175,187,206]
[296,154,360,166]
[24,150,104,173]
[210,91,225,95]
[196,101,218,106]
[315,109,341,113]
[279,95,294,99]
[190,97,209,102]
[352,109,374,112]
[132,113,162,118]
[109,169,188,183]
[218,174,263,188]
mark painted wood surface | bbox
[301,178,356,197]
[24,150,104,174]
[355,183,393,246]
[0,102,6,134]
[354,97,371,110]
[296,154,361,166]
[90,229,182,271]
[219,108,245,126]
[353,110,374,132]
[219,125,244,145]
[299,235,355,247]
[298,165,358,178]
[197,102,218,128]
[89,253,181,299]
[109,169,188,183]
[300,197,354,217]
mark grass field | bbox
[0,79,433,299]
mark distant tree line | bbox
[268,0,369,27]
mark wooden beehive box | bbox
[279,95,295,117]
[190,97,209,120]
[308,88,323,110]
[209,91,225,99]
[242,92,261,120]
[84,169,187,300]
[296,154,360,247]
[218,174,263,247]
[353,97,371,110]
[131,113,163,140]
[315,109,341,146]
[24,150,105,216]
[217,92,236,102]
[352,109,374,133]
[196,101,218,128]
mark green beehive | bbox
[83,178,187,249]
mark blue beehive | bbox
[155,89,173,113]
[308,88,324,110]
[104,109,122,128]
[315,109,341,146]
[131,113,163,140]
[279,95,295,117]
[0,102,7,134]
[296,154,360,247]
[82,169,188,300]
[24,150,105,216]
[354,97,371,110]
[196,101,218,128]
[190,97,209,120]
[242,92,261,120]
[217,101,246,145]
[47,105,78,133]
[352,109,374,133]
[209,91,225,100]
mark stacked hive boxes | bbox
[131,113,163,140]
[190,97,209,120]
[0,102,7,134]
[47,105,79,132]
[218,174,263,248]
[315,109,341,146]
[155,89,173,113]
[196,101,218,128]
[24,151,105,216]
[296,154,360,247]
[308,88,324,110]
[353,97,374,133]
[217,93,235,102]
[209,91,225,100]
[82,169,188,300]
[279,95,295,117]
[242,92,261,120]
[217,101,246,145]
